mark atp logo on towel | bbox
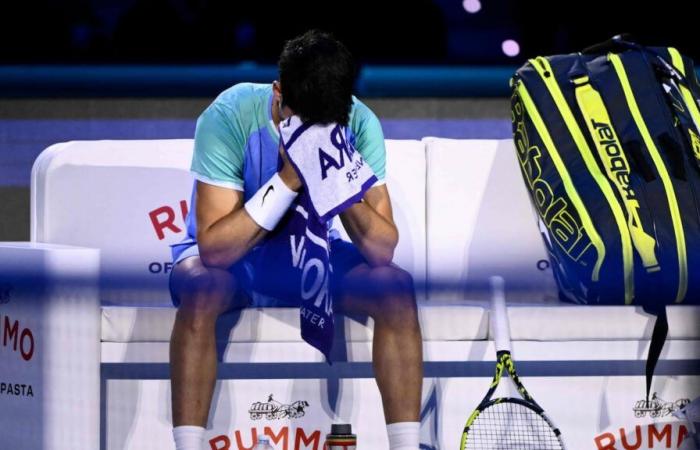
[319,126,364,182]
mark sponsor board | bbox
[103,376,699,449]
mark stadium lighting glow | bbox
[502,39,520,57]
[462,0,482,13]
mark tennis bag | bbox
[510,35,700,399]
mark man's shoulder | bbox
[211,82,272,116]
[350,95,372,116]
[349,95,379,127]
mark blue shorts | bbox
[169,239,367,308]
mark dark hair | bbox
[278,30,356,125]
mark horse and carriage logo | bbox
[632,392,690,418]
[249,394,310,420]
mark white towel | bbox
[280,115,377,222]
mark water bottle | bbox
[254,435,275,450]
[324,423,357,450]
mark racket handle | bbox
[490,275,512,353]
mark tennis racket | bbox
[459,276,565,450]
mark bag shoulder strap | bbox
[645,306,668,403]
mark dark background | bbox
[0,0,698,241]
[0,0,697,65]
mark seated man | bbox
[169,30,423,450]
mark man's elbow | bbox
[199,249,230,270]
[367,228,399,267]
[365,245,395,268]
[198,235,239,269]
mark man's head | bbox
[276,30,355,126]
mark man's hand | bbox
[278,144,302,191]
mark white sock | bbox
[173,425,205,450]
[387,422,420,450]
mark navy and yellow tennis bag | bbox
[511,36,700,309]
[511,35,700,401]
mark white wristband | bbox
[244,173,298,230]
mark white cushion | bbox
[100,303,488,343]
[101,303,700,343]
[425,138,558,302]
[32,140,195,306]
[502,305,700,340]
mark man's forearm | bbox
[198,162,301,270]
[340,201,398,267]
[197,208,267,269]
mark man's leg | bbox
[338,263,423,448]
[169,256,245,448]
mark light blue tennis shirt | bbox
[172,82,387,261]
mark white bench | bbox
[2,138,696,450]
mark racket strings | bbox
[465,401,562,450]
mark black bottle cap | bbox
[330,424,352,435]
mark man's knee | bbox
[172,258,240,319]
[370,265,415,297]
[368,266,418,324]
